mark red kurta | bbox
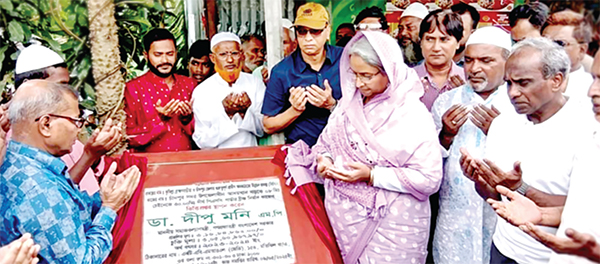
[124,71,196,152]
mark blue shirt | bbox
[0,141,116,264]
[262,44,344,146]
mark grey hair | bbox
[8,82,79,125]
[510,37,570,79]
[348,37,384,74]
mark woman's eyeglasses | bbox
[348,69,381,82]
[35,113,86,128]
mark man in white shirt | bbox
[431,26,516,264]
[487,47,600,264]
[460,37,595,264]
[542,10,593,103]
[191,32,265,149]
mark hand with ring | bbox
[439,104,470,149]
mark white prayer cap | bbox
[210,32,241,51]
[282,18,293,29]
[466,26,512,52]
[15,45,64,74]
[400,3,428,20]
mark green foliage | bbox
[0,0,188,109]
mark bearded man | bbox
[191,32,265,149]
[124,28,196,152]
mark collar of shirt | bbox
[293,44,335,73]
[414,61,463,90]
[7,140,68,178]
[144,70,182,86]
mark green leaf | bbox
[65,13,76,28]
[0,45,8,73]
[83,82,96,100]
[119,16,152,28]
[79,98,96,110]
[7,20,24,42]
[0,0,13,12]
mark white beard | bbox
[245,61,260,72]
[402,42,420,66]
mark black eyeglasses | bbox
[553,39,578,47]
[35,113,86,128]
[295,26,326,37]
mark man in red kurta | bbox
[125,28,196,152]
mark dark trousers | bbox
[490,242,519,264]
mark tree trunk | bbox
[87,0,127,154]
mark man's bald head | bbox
[9,80,78,127]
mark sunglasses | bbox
[295,26,326,36]
[35,113,86,128]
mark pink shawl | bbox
[286,31,441,201]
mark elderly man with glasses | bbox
[262,2,343,147]
[12,44,122,194]
[542,10,594,105]
[0,80,141,264]
[191,32,266,149]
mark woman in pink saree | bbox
[284,31,442,264]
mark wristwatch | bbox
[515,182,530,196]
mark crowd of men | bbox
[0,1,599,263]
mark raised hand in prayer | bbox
[487,185,542,226]
[289,87,308,112]
[155,98,181,118]
[100,162,141,212]
[440,104,469,149]
[0,106,9,168]
[235,92,252,114]
[316,154,334,178]
[84,118,122,159]
[325,162,371,183]
[459,148,498,199]
[470,104,500,135]
[0,103,9,132]
[222,93,239,118]
[0,233,40,264]
[177,99,193,117]
[260,67,269,83]
[475,159,523,191]
[521,224,600,263]
[306,79,336,110]
[177,99,194,125]
[449,74,465,88]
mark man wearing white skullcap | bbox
[431,26,519,264]
[397,2,428,67]
[12,44,123,195]
[191,32,265,149]
[14,45,69,88]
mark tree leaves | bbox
[0,0,188,112]
[7,21,24,42]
